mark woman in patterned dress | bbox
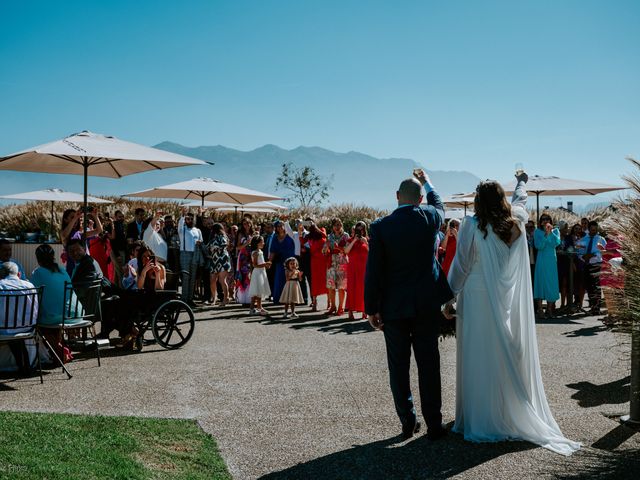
[307,221,328,312]
[235,218,255,305]
[206,223,231,306]
[324,218,350,316]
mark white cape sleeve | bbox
[447,216,477,296]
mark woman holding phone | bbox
[137,245,166,292]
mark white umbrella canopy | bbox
[502,175,626,218]
[0,189,112,235]
[444,208,473,220]
[0,188,111,204]
[125,177,282,206]
[441,193,476,214]
[182,200,287,210]
[0,131,208,231]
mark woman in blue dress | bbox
[268,221,295,305]
[533,214,561,318]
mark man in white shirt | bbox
[284,219,309,304]
[0,261,39,373]
[178,210,203,305]
[575,220,607,314]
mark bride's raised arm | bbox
[447,216,476,295]
[511,173,529,224]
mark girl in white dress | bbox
[447,172,580,456]
[248,236,271,315]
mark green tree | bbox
[275,162,333,208]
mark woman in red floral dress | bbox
[345,221,369,320]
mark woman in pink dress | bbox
[345,221,369,320]
[600,231,624,318]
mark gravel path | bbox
[1,302,639,479]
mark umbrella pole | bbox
[83,161,88,237]
[536,193,540,221]
[464,204,467,216]
[51,201,55,240]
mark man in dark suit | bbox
[126,208,148,244]
[365,169,452,441]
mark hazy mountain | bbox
[0,142,482,209]
[153,142,482,209]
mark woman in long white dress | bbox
[447,173,580,456]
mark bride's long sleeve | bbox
[511,180,529,224]
[447,216,476,295]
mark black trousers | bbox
[297,254,310,303]
[584,263,602,310]
[383,316,442,430]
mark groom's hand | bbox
[369,313,384,331]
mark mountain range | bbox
[0,143,482,209]
[153,142,481,209]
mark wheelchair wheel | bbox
[151,300,195,349]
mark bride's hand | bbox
[515,171,529,184]
[442,303,455,320]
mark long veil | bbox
[470,216,581,455]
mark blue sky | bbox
[1,0,639,196]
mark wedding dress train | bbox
[447,182,580,456]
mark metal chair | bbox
[0,286,44,384]
[39,279,103,379]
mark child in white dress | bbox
[248,236,271,315]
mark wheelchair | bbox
[108,270,195,352]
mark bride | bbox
[446,172,580,456]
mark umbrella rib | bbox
[50,154,84,165]
[579,189,596,195]
[143,161,164,170]
[225,193,245,205]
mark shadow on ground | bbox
[563,324,608,338]
[259,430,535,480]
[566,376,630,408]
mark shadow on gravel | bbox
[592,423,638,451]
[259,430,535,480]
[563,324,609,338]
[548,447,640,479]
[244,314,375,335]
[566,376,630,408]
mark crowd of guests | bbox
[53,206,373,321]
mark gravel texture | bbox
[1,301,639,479]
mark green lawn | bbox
[0,411,232,480]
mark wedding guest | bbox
[126,208,148,243]
[307,219,327,312]
[122,242,142,290]
[533,214,561,318]
[600,227,624,319]
[226,224,238,299]
[344,221,369,320]
[298,220,313,305]
[197,212,215,303]
[111,210,127,287]
[0,239,26,279]
[279,257,304,319]
[284,219,309,304]
[570,223,586,309]
[60,208,102,277]
[525,220,536,286]
[248,236,271,315]
[31,244,74,326]
[88,218,113,283]
[0,261,38,373]
[143,212,168,264]
[178,209,203,306]
[576,221,606,315]
[235,218,255,305]
[580,217,589,234]
[269,221,295,306]
[324,218,349,316]
[440,219,459,275]
[160,214,181,274]
[205,223,231,306]
[136,245,166,292]
[262,222,276,298]
[556,220,571,313]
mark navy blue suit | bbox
[364,189,453,431]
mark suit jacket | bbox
[364,190,453,321]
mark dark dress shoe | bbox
[427,423,448,441]
[402,420,421,440]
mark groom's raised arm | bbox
[421,178,445,230]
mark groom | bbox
[365,169,452,440]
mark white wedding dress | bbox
[447,182,580,456]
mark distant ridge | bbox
[153,142,482,209]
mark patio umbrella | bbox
[0,131,208,231]
[442,193,476,215]
[124,177,282,207]
[444,208,472,221]
[503,175,626,219]
[182,200,287,210]
[0,188,111,234]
